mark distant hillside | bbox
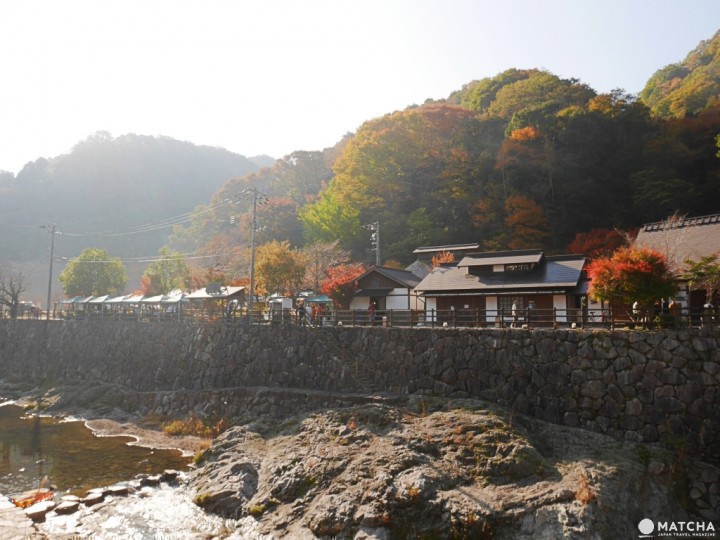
[640,29,720,118]
[0,132,261,300]
[0,132,259,260]
[248,155,277,169]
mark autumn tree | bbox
[505,195,551,250]
[321,263,366,310]
[566,228,629,259]
[587,246,677,320]
[300,240,351,292]
[140,248,190,295]
[59,248,128,297]
[0,269,26,319]
[255,240,306,297]
[431,251,455,268]
[683,255,720,305]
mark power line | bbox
[55,251,243,264]
[59,197,239,238]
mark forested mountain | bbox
[640,30,720,118]
[0,132,262,299]
[0,132,260,261]
[185,31,720,269]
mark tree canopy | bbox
[140,248,190,296]
[59,248,128,297]
[586,246,677,313]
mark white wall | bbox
[349,288,423,311]
[485,296,498,323]
[553,295,567,322]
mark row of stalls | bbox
[55,286,246,320]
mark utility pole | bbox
[369,221,380,266]
[249,188,257,313]
[238,187,266,317]
[41,224,58,320]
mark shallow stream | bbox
[0,401,258,538]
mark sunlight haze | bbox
[1,0,718,173]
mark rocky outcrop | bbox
[188,399,696,539]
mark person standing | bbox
[368,302,376,326]
[668,299,681,329]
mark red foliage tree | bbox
[587,246,677,317]
[321,263,366,309]
[566,228,630,260]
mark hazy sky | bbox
[1,0,718,174]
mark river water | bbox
[0,401,263,538]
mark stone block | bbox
[655,396,683,414]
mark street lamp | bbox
[41,224,59,320]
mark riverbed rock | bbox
[189,400,693,538]
[54,500,80,514]
[24,500,56,522]
[81,491,104,506]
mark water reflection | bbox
[0,402,188,496]
[0,402,262,538]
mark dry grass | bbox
[163,414,228,438]
[575,471,596,505]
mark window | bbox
[505,263,533,272]
[499,296,523,313]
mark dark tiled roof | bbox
[413,243,481,254]
[415,255,586,294]
[404,259,433,279]
[357,266,422,288]
[635,214,720,270]
[458,249,544,267]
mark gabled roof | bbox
[356,266,422,289]
[415,254,586,295]
[413,243,481,255]
[458,249,544,268]
[634,213,720,271]
[186,285,245,300]
[404,259,433,279]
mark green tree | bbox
[59,248,128,297]
[141,248,190,295]
[683,255,720,304]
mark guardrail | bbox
[7,305,717,330]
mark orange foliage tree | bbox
[504,195,550,249]
[566,228,630,260]
[587,246,677,315]
[321,263,366,309]
[431,251,455,268]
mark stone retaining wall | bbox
[0,320,718,458]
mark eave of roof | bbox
[415,256,585,294]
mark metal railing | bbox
[10,304,717,330]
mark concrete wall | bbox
[0,320,718,459]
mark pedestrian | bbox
[296,301,306,326]
[368,302,376,326]
[511,301,518,328]
[668,299,681,329]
